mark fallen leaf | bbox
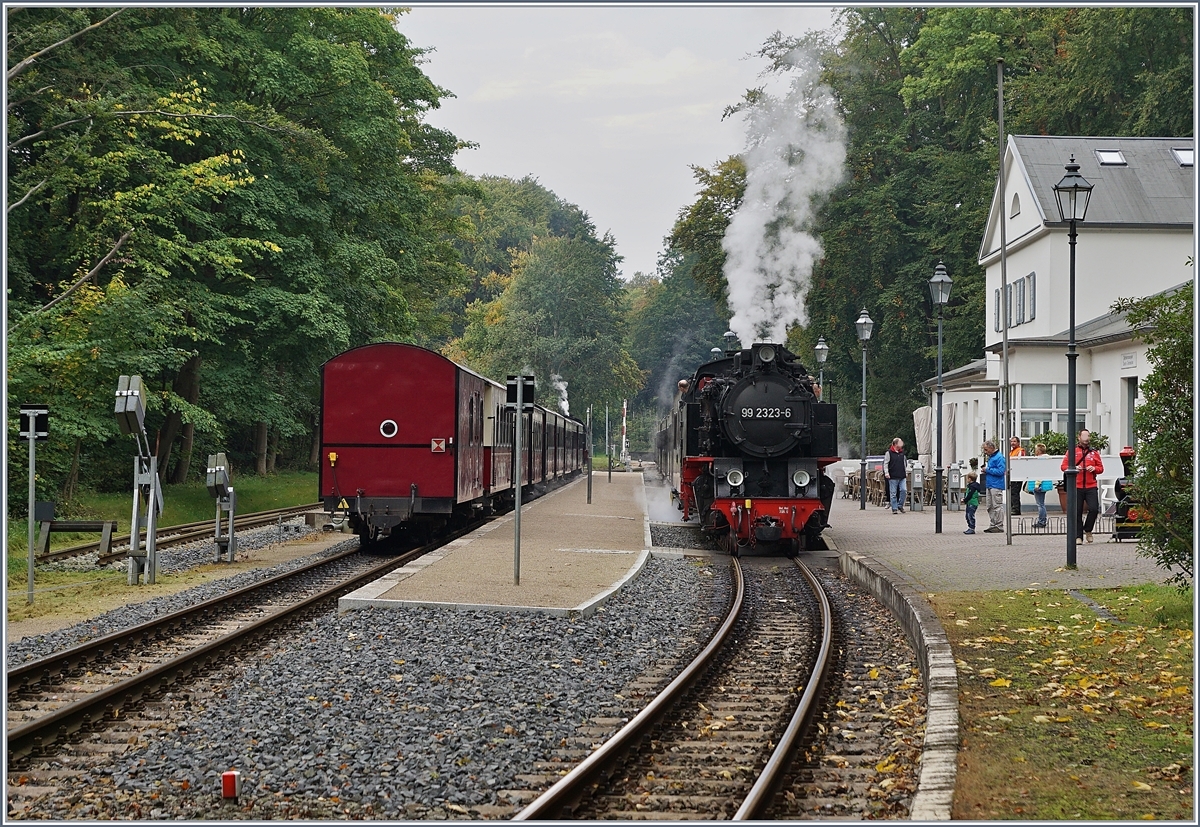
[1131,781,1153,791]
[989,678,1013,688]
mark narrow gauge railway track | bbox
[6,522,481,766]
[35,503,323,567]
[513,556,833,821]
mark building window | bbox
[1026,272,1035,320]
[1010,192,1021,218]
[1019,384,1089,440]
[994,288,1000,332]
[1015,278,1025,324]
[1171,147,1193,167]
[1005,284,1013,328]
[1095,149,1126,166]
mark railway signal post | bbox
[20,404,49,604]
[115,375,163,585]
[207,453,237,562]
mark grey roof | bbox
[920,357,996,392]
[1013,135,1194,227]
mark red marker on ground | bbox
[221,770,241,800]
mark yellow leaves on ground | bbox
[989,677,1013,687]
[1131,781,1153,791]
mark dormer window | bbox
[1009,192,1020,218]
[1171,147,1193,167]
[1095,149,1126,166]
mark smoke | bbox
[550,373,569,416]
[722,48,846,345]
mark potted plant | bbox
[1040,430,1109,512]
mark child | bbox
[963,471,983,534]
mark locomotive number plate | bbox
[740,407,792,419]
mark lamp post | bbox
[814,336,829,398]
[1053,156,1094,568]
[929,262,953,534]
[855,308,874,510]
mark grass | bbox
[6,471,319,564]
[928,583,1194,820]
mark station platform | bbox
[338,472,655,618]
[823,496,1167,592]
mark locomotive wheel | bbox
[785,537,803,558]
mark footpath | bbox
[824,497,1166,593]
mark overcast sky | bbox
[396,4,839,279]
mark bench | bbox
[37,520,117,557]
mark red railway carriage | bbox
[320,343,585,543]
[320,343,487,541]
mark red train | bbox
[319,343,586,543]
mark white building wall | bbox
[984,228,1192,350]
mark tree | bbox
[625,251,727,412]
[458,233,644,415]
[665,157,743,315]
[1113,283,1194,589]
[6,7,469,513]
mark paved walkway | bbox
[824,495,1167,592]
[339,472,650,617]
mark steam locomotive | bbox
[656,341,838,554]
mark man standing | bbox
[1008,436,1027,515]
[1061,429,1105,543]
[982,440,1006,532]
[884,437,908,514]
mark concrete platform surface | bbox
[338,472,654,617]
[825,495,1167,592]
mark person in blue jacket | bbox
[982,440,1006,533]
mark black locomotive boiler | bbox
[656,342,838,554]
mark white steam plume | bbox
[550,374,569,416]
[723,49,846,345]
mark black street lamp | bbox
[814,336,829,398]
[855,308,874,510]
[1053,156,1094,568]
[929,262,953,534]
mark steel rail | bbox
[733,557,835,819]
[7,546,361,694]
[513,556,746,821]
[6,523,480,763]
[35,503,322,565]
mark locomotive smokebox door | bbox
[720,374,809,457]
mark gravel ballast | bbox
[6,521,352,667]
[14,554,728,820]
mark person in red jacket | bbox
[1061,429,1104,543]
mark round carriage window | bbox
[380,419,398,439]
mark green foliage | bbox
[665,158,743,314]
[6,8,468,513]
[1113,283,1194,588]
[1038,430,1109,456]
[448,177,644,414]
[625,252,728,412]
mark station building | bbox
[919,135,1194,469]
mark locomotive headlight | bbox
[792,469,811,489]
[726,469,745,487]
[758,345,776,363]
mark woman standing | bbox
[1031,443,1049,528]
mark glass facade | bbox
[1019,384,1088,440]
